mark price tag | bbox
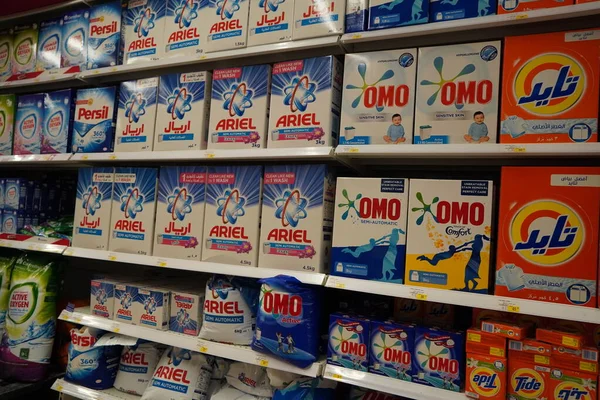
[111,67,118,72]
[74,316,82,323]
[351,34,362,39]
[258,358,269,367]
[108,155,118,160]
[506,305,520,313]
[157,259,168,267]
[516,13,528,19]
[56,384,63,391]
[199,345,208,353]
[113,327,120,333]
[499,299,520,313]
[505,145,527,153]
[81,155,89,160]
[62,314,70,322]
[206,153,216,158]
[2,241,12,248]
[64,248,74,256]
[335,282,346,289]
[348,147,360,153]
[199,55,208,60]
[108,254,117,261]
[415,293,428,301]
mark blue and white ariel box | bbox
[14,94,44,155]
[4,178,27,211]
[429,0,496,22]
[42,89,74,154]
[368,0,428,30]
[345,0,368,33]
[123,0,167,64]
[36,18,62,71]
[90,277,132,319]
[170,287,205,336]
[87,1,122,69]
[247,0,294,46]
[164,0,205,58]
[61,9,90,69]
[73,87,117,153]
[203,0,250,52]
[134,284,171,330]
[115,77,159,152]
[293,0,345,40]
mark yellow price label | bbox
[62,315,70,321]
[56,384,63,391]
[258,359,269,367]
[199,55,208,60]
[111,67,118,72]
[81,155,89,160]
[108,255,117,261]
[580,361,597,373]
[331,373,343,379]
[206,153,216,158]
[108,155,117,160]
[199,346,208,353]
[490,347,505,357]
[534,355,550,365]
[74,317,82,323]
[93,70,100,75]
[351,34,362,39]
[157,261,168,267]
[516,13,528,19]
[113,327,120,333]
[506,305,520,313]
[348,148,360,153]
[64,249,74,256]
[415,293,428,301]
[335,283,346,289]
[562,337,579,348]
[467,333,481,343]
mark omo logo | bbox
[223,83,253,117]
[167,87,193,120]
[82,186,102,216]
[120,187,144,219]
[346,62,410,112]
[275,189,308,228]
[283,76,317,113]
[470,367,501,397]
[134,8,157,38]
[167,187,193,221]
[511,368,544,398]
[46,110,64,137]
[259,0,286,12]
[19,113,38,139]
[510,200,584,266]
[515,54,585,116]
[216,189,246,224]
[217,0,242,19]
[554,382,592,400]
[175,0,199,28]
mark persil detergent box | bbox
[203,0,249,52]
[405,179,494,293]
[202,165,263,267]
[268,56,342,148]
[123,0,167,64]
[170,286,205,336]
[73,87,117,153]
[293,0,345,39]
[328,313,370,371]
[73,168,114,250]
[498,0,571,13]
[259,164,335,273]
[500,30,599,144]
[164,0,206,58]
[90,277,131,318]
[208,65,271,149]
[331,178,408,283]
[61,9,89,69]
[115,78,159,152]
[345,0,368,33]
[154,71,212,151]
[36,19,62,71]
[154,166,207,260]
[14,94,43,155]
[109,167,159,255]
[369,320,415,381]
[247,0,293,46]
[134,285,170,330]
[87,1,122,70]
[0,30,13,81]
[42,89,74,154]
[340,50,417,145]
[0,95,16,155]
[495,167,600,307]
[11,24,38,75]
[430,0,496,22]
[368,0,428,30]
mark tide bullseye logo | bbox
[514,54,585,116]
[470,367,501,397]
[510,200,584,266]
[511,368,544,398]
[554,381,592,400]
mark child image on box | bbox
[368,0,428,30]
[115,78,159,152]
[328,314,370,371]
[369,321,415,381]
[123,0,166,64]
[36,19,62,71]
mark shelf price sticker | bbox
[156,259,168,267]
[108,154,118,160]
[348,147,360,153]
[205,152,216,159]
[326,370,343,380]
[197,339,210,353]
[499,299,520,313]
[409,288,428,301]
[505,145,527,153]
[63,248,74,256]
[255,356,269,367]
[111,324,121,333]
[107,254,117,261]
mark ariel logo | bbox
[14,38,33,66]
[0,110,6,138]
[65,28,85,57]
[8,283,38,325]
[0,42,10,69]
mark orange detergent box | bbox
[509,339,553,366]
[537,328,584,350]
[552,346,599,374]
[500,29,599,143]
[482,320,532,340]
[576,0,598,3]
[467,328,507,357]
[547,367,597,400]
[508,358,551,400]
[466,353,507,399]
[495,167,600,307]
[498,0,572,13]
[544,318,600,348]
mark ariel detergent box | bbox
[430,0,497,21]
[414,41,501,144]
[170,287,205,335]
[90,277,131,318]
[498,0,571,13]
[340,50,417,145]
[248,0,293,46]
[259,165,335,273]
[328,313,370,371]
[61,9,89,69]
[73,87,117,153]
[500,30,599,143]
[154,71,212,151]
[11,24,38,75]
[268,56,342,148]
[115,78,159,152]
[208,65,271,149]
[202,165,263,267]
[87,1,122,70]
[0,95,16,155]
[0,30,13,81]
[36,19,62,71]
[164,0,205,58]
[369,321,415,381]
[154,166,207,260]
[405,179,494,293]
[368,0,428,30]
[293,0,345,39]
[203,0,249,52]
[14,94,43,155]
[331,178,409,284]
[495,167,600,307]
[42,89,74,154]
[123,0,166,64]
[109,167,159,255]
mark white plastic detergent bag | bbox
[225,362,273,397]
[114,341,164,395]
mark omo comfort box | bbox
[87,1,122,70]
[368,0,428,30]
[0,95,16,155]
[115,78,159,152]
[340,50,417,145]
[14,94,43,155]
[203,0,249,52]
[0,30,13,81]
[498,0,571,13]
[123,0,166,64]
[11,24,38,75]
[61,9,89,69]
[369,320,415,381]
[327,313,370,371]
[164,0,205,58]
[500,30,599,143]
[248,0,293,46]
[42,89,74,154]
[293,0,345,39]
[495,167,600,307]
[36,19,62,71]
[73,87,117,153]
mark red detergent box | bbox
[508,358,551,399]
[552,345,599,374]
[467,329,507,358]
[547,366,597,400]
[537,328,584,350]
[498,0,572,14]
[466,352,507,399]
[482,320,532,340]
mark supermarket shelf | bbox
[0,153,73,164]
[0,239,68,254]
[324,365,464,400]
[0,1,93,24]
[59,307,326,377]
[63,247,328,286]
[51,379,139,400]
[1,371,64,400]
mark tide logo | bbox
[470,367,501,397]
[515,54,585,116]
[19,113,37,139]
[554,382,592,400]
[510,200,584,266]
[511,368,545,398]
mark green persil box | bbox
[0,30,13,81]
[11,24,38,75]
[0,95,15,155]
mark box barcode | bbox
[583,349,598,362]
[510,340,523,351]
[482,322,494,333]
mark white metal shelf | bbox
[0,153,72,163]
[52,379,140,400]
[0,239,67,254]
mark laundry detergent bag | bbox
[114,340,164,395]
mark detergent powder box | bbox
[340,50,417,145]
[345,0,368,33]
[14,94,43,155]
[259,164,335,272]
[430,0,496,21]
[466,328,507,357]
[465,353,507,400]
[248,0,293,46]
[36,19,62,71]
[4,179,27,211]
[208,65,271,149]
[415,41,501,144]
[123,0,167,64]
[42,89,74,154]
[498,0,571,13]
[0,95,16,155]
[393,298,424,323]
[332,178,408,283]
[0,30,13,81]
[369,320,415,381]
[548,368,597,400]
[115,78,159,152]
[268,56,342,148]
[508,358,551,400]
[134,285,170,330]
[73,87,117,153]
[537,329,583,350]
[1,210,22,233]
[170,287,205,336]
[500,30,599,144]
[114,282,138,324]
[495,167,600,307]
[293,0,345,39]
[203,165,263,266]
[90,277,132,319]
[87,1,122,70]
[368,0,428,30]
[203,0,249,53]
[164,0,205,58]
[73,168,114,250]
[11,24,38,75]
[154,71,211,151]
[328,313,370,371]
[61,9,89,69]
[109,167,158,255]
[405,179,494,293]
[154,166,207,260]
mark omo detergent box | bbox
[170,287,205,335]
[495,167,600,307]
[368,0,428,30]
[328,313,370,371]
[61,9,89,69]
[154,71,211,151]
[268,56,342,148]
[345,0,368,33]
[11,24,38,75]
[87,1,122,70]
[430,0,496,21]
[73,87,117,153]
[123,0,167,64]
[36,19,62,71]
[369,321,415,381]
[465,352,507,400]
[14,94,43,155]
[0,95,16,155]
[259,164,335,272]
[164,0,206,58]
[248,0,293,46]
[293,0,345,39]
[203,0,249,52]
[109,167,158,255]
[500,30,599,144]
[340,50,417,145]
[498,0,571,13]
[414,41,501,144]
[332,178,408,283]
[115,78,159,152]
[154,166,207,260]
[208,65,271,149]
[0,30,13,81]
[405,179,494,293]
[42,89,74,154]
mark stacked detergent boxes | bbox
[73,87,117,153]
[164,0,205,58]
[122,0,166,64]
[465,328,507,399]
[115,78,159,152]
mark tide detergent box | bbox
[36,19,62,71]
[369,320,415,381]
[61,9,89,69]
[332,178,408,283]
[498,0,571,13]
[42,89,74,154]
[430,0,496,21]
[14,94,43,155]
[328,313,370,371]
[268,56,342,148]
[340,50,417,145]
[170,287,205,335]
[465,352,507,399]
[345,0,368,33]
[135,285,170,330]
[208,65,271,149]
[154,71,212,151]
[4,178,27,211]
[412,327,464,391]
[73,168,114,250]
[123,0,166,64]
[500,30,599,144]
[87,1,122,70]
[548,367,597,400]
[11,24,38,75]
[0,30,13,81]
[115,77,159,152]
[248,0,294,46]
[202,165,263,266]
[154,166,207,260]
[0,95,16,155]
[293,0,345,39]
[109,167,158,255]
[164,0,206,58]
[405,179,494,293]
[414,41,501,144]
[508,358,551,399]
[90,277,131,318]
[259,164,335,272]
[73,87,117,153]
[368,0,428,30]
[203,0,249,53]
[495,167,600,307]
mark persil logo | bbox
[511,368,544,398]
[554,382,592,400]
[78,105,109,121]
[70,331,97,348]
[515,54,585,116]
[19,113,37,139]
[267,189,311,243]
[90,20,118,37]
[470,367,500,397]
